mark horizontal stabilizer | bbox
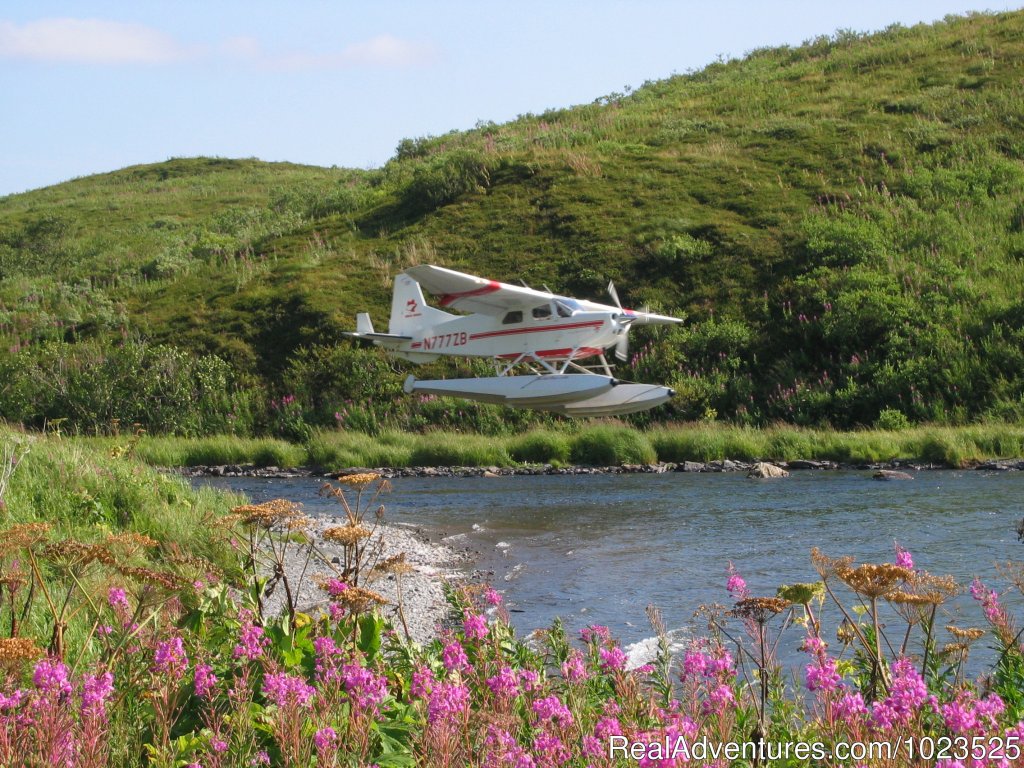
[344,331,412,343]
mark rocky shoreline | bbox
[261,516,474,646]
[178,456,1024,480]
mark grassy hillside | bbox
[2,11,1024,434]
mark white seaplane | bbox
[345,264,683,417]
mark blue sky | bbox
[0,1,1017,196]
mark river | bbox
[195,469,1024,661]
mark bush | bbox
[875,407,911,431]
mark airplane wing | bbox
[403,264,553,316]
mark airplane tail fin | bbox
[389,273,456,335]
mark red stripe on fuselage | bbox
[469,320,604,340]
[497,346,604,360]
[438,281,502,307]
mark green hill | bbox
[2,11,1024,435]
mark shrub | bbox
[875,407,911,431]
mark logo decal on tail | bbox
[405,298,421,318]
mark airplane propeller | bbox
[607,281,634,363]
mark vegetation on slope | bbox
[2,12,1024,434]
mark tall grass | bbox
[71,423,1024,470]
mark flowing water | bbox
[197,470,1024,661]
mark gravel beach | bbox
[260,517,472,646]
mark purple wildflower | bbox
[262,672,316,708]
[194,663,218,699]
[153,637,189,680]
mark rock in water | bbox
[873,469,914,480]
[747,462,790,479]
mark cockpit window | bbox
[554,299,578,318]
[502,310,523,325]
[531,305,552,319]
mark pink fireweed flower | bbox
[599,646,627,672]
[706,648,735,676]
[313,636,343,684]
[33,657,73,697]
[463,611,488,640]
[702,683,736,715]
[233,619,270,661]
[314,726,337,751]
[594,716,623,740]
[0,689,25,710]
[484,588,503,606]
[942,690,1005,734]
[250,752,270,766]
[325,578,347,597]
[107,586,130,612]
[561,651,588,682]
[262,672,316,708]
[441,640,469,672]
[80,670,115,717]
[835,691,868,726]
[533,732,570,765]
[341,663,387,712]
[580,624,611,644]
[805,656,841,693]
[153,637,189,680]
[872,658,932,729]
[533,695,574,728]
[518,669,540,691]
[486,667,520,699]
[427,681,469,726]
[893,542,914,570]
[802,634,841,693]
[410,665,435,699]
[970,578,1004,624]
[211,737,228,753]
[726,561,750,600]
[681,649,708,680]
[194,663,218,699]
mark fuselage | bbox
[401,307,623,362]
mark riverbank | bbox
[178,455,1024,479]
[263,515,472,645]
[77,422,1024,472]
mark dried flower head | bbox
[946,625,986,642]
[104,532,159,553]
[0,522,52,555]
[940,642,970,657]
[837,563,912,599]
[337,586,388,613]
[906,571,960,603]
[323,524,372,547]
[373,553,414,576]
[228,499,303,529]
[837,618,857,645]
[730,596,791,624]
[811,547,854,580]
[0,637,43,666]
[41,539,107,569]
[116,565,187,591]
[335,472,383,489]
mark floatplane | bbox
[345,265,682,417]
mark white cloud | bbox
[0,17,189,64]
[337,34,437,68]
[0,17,436,70]
[222,33,438,71]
